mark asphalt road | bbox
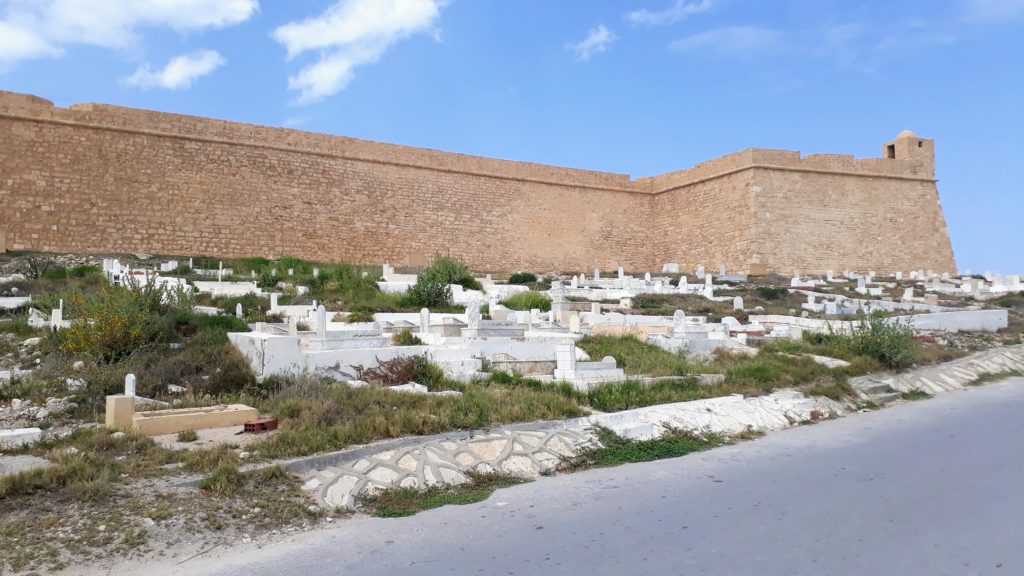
[168,378,1024,576]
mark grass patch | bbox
[900,390,932,401]
[576,335,689,377]
[254,374,584,459]
[362,473,527,518]
[804,379,856,401]
[500,291,551,311]
[564,426,728,471]
[176,429,198,443]
[967,370,1024,386]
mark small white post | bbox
[235,303,243,319]
[124,374,136,397]
[317,305,327,339]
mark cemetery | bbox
[0,250,1022,572]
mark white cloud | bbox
[123,50,226,90]
[0,0,257,66]
[670,26,781,57]
[626,0,714,26]
[273,0,446,105]
[962,0,1024,19]
[0,20,60,65]
[568,24,617,62]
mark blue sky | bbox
[1,0,1021,273]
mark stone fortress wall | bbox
[0,90,957,274]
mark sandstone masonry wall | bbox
[0,91,957,274]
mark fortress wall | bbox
[750,167,956,274]
[0,111,656,272]
[0,91,957,274]
[650,170,764,274]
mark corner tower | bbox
[884,130,934,176]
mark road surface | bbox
[161,377,1024,576]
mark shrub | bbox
[848,315,917,370]
[810,314,918,370]
[407,256,478,307]
[55,286,163,363]
[392,329,423,346]
[500,291,551,311]
[41,266,69,280]
[177,429,198,442]
[69,264,100,278]
[343,355,446,388]
[756,287,788,300]
[406,279,451,308]
[507,272,537,285]
[257,271,278,289]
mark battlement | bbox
[0,91,936,196]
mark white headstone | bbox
[235,303,243,318]
[556,343,577,373]
[895,271,903,280]
[826,270,834,282]
[696,265,705,279]
[569,314,582,333]
[733,296,744,310]
[672,309,686,332]
[313,268,320,279]
[270,293,279,310]
[570,276,578,289]
[466,300,482,329]
[591,303,601,315]
[288,268,294,276]
[903,288,914,300]
[420,308,430,335]
[124,374,136,397]
[289,316,298,336]
[719,264,726,276]
[618,267,625,279]
[644,272,651,282]
[594,268,601,280]
[704,274,712,286]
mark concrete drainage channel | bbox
[282,389,846,510]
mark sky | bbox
[0,0,1021,273]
